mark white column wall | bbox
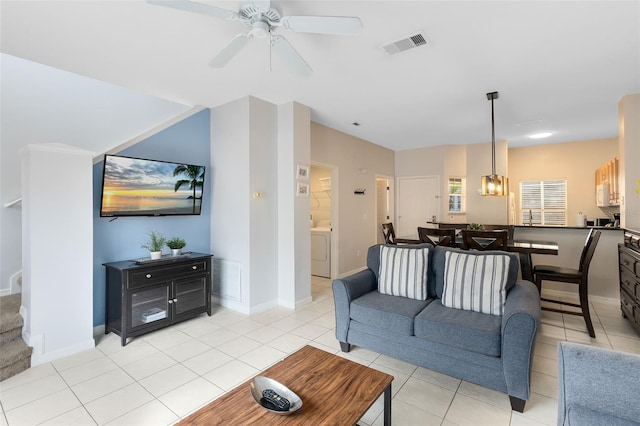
[277,102,311,308]
[21,143,95,365]
[211,97,311,313]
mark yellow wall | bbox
[508,138,619,225]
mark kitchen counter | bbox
[514,225,622,231]
[515,226,622,302]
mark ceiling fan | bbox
[147,0,363,75]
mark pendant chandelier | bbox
[481,91,509,196]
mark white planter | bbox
[150,251,162,260]
[171,248,182,257]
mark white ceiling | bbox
[1,1,639,151]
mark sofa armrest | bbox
[501,280,541,401]
[332,269,377,342]
[558,342,640,425]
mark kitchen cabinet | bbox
[595,156,620,206]
[104,252,212,346]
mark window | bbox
[520,179,567,225]
[448,177,465,213]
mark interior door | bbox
[397,176,439,239]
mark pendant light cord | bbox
[491,95,496,176]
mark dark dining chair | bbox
[380,223,419,245]
[461,229,509,251]
[417,227,456,247]
[533,229,601,338]
[482,225,515,241]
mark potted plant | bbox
[141,230,166,260]
[469,223,484,230]
[166,237,186,257]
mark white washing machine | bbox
[311,220,331,278]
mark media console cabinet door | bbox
[104,253,213,345]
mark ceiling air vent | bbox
[382,32,429,55]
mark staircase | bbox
[0,294,32,381]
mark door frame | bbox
[375,174,394,244]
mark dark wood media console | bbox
[104,252,213,346]
[619,229,640,337]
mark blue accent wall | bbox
[93,109,211,327]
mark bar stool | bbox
[533,229,601,338]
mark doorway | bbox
[310,165,335,279]
[396,176,439,239]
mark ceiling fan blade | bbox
[210,34,249,67]
[147,0,238,20]
[249,0,271,13]
[280,16,363,35]
[271,35,312,76]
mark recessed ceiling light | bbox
[529,132,553,139]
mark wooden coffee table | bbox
[178,345,394,425]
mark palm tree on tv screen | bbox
[173,164,204,214]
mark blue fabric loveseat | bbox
[333,243,541,412]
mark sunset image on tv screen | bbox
[100,155,205,216]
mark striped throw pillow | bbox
[441,251,510,316]
[378,245,429,300]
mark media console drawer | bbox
[104,252,213,346]
[129,260,208,288]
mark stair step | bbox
[0,339,32,381]
[0,327,22,345]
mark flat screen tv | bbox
[100,154,205,217]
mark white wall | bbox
[0,53,190,295]
[620,94,640,229]
[311,122,395,276]
[22,144,95,365]
[465,141,509,224]
[394,140,509,225]
[210,97,254,313]
[211,97,311,314]
[509,138,619,226]
[278,102,311,308]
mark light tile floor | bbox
[1,277,639,426]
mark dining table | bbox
[397,236,559,282]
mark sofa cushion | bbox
[368,243,436,297]
[351,291,433,336]
[441,250,512,316]
[414,300,502,357]
[378,244,430,300]
[432,245,519,301]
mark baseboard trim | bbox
[27,334,95,367]
[337,266,367,279]
[93,325,106,339]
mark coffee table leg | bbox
[383,383,391,426]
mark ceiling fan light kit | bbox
[481,91,509,197]
[147,0,363,75]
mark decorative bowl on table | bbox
[250,376,303,415]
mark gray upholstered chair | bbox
[558,341,640,425]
